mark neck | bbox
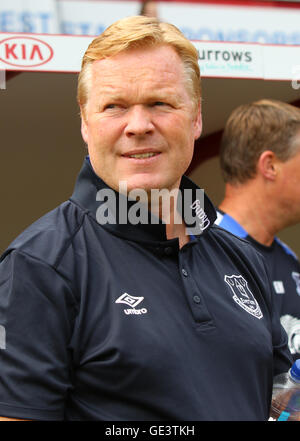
[149,187,190,248]
[165,220,190,248]
[219,181,280,246]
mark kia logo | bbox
[0,36,53,68]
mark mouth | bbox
[122,150,161,160]
[127,152,159,159]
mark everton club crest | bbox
[224,275,263,319]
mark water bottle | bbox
[271,359,300,421]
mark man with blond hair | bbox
[0,17,292,421]
[216,99,300,362]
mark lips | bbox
[122,149,161,159]
[127,152,158,159]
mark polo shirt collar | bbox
[70,157,216,243]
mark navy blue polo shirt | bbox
[215,210,300,361]
[0,158,292,421]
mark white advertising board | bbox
[0,33,88,72]
[158,1,300,45]
[194,41,264,79]
[0,31,299,86]
[0,0,300,45]
[57,0,140,36]
[0,0,59,34]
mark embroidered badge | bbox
[273,280,285,294]
[224,274,263,319]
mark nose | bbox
[124,105,154,137]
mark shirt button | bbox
[164,247,173,256]
[193,295,201,304]
[154,247,164,256]
[182,268,188,277]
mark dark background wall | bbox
[1,71,300,256]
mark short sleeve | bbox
[0,250,77,420]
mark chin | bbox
[124,176,170,193]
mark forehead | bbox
[89,45,187,95]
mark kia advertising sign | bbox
[0,33,88,72]
[0,36,53,67]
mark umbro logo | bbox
[115,293,148,315]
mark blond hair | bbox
[77,15,201,118]
[220,99,300,184]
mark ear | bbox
[193,101,202,140]
[80,106,89,145]
[257,150,278,181]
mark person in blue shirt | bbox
[0,18,293,421]
[216,99,300,361]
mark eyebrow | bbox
[99,89,184,106]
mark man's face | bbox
[81,45,202,194]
